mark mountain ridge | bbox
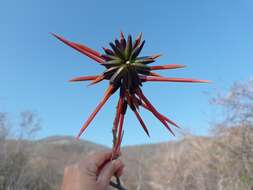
[1,126,252,190]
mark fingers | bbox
[79,150,111,173]
[61,151,125,190]
[97,159,124,187]
[78,150,124,188]
[115,163,124,177]
[87,150,112,166]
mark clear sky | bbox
[1,0,253,146]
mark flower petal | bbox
[113,95,124,131]
[149,72,161,77]
[114,113,125,154]
[52,33,105,63]
[133,109,150,137]
[141,76,210,83]
[136,90,175,136]
[133,32,142,49]
[150,64,186,70]
[88,75,105,85]
[76,85,114,139]
[69,75,99,82]
[139,100,180,128]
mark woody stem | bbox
[109,99,127,190]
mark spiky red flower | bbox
[53,32,209,153]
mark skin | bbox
[61,151,124,190]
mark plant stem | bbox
[110,177,127,190]
[109,110,127,190]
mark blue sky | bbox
[1,0,252,146]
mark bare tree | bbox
[211,78,253,128]
[19,111,42,139]
[141,79,253,190]
[210,79,253,190]
[0,111,58,190]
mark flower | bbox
[53,32,209,152]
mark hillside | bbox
[0,126,252,190]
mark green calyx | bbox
[101,33,159,93]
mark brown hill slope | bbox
[1,126,252,190]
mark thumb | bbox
[97,159,123,187]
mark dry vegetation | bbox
[0,79,253,190]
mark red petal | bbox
[76,85,114,139]
[88,75,105,85]
[149,72,161,77]
[133,109,150,137]
[120,31,125,40]
[150,54,162,59]
[133,32,142,49]
[125,93,132,106]
[141,76,210,83]
[132,95,141,110]
[102,47,114,55]
[136,90,175,136]
[139,100,180,128]
[113,96,124,131]
[137,97,179,128]
[52,33,105,63]
[114,113,125,153]
[69,75,99,82]
[158,114,180,128]
[150,64,185,70]
[111,97,123,160]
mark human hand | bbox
[61,151,124,190]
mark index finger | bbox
[87,150,112,168]
[78,150,121,177]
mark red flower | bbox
[53,32,209,153]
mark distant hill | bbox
[1,126,252,190]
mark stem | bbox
[110,126,127,190]
[109,95,127,190]
[110,178,127,190]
